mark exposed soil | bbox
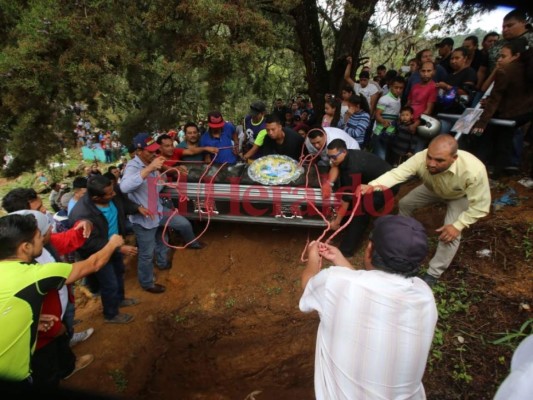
[43,177,533,399]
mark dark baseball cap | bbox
[207,111,225,129]
[133,132,159,152]
[250,101,266,117]
[370,215,428,275]
[435,37,454,48]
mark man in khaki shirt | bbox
[360,135,491,286]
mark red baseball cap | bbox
[133,133,160,152]
[207,111,225,129]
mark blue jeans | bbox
[439,118,454,134]
[132,224,165,289]
[159,208,197,244]
[63,288,76,338]
[95,252,125,319]
[371,134,390,160]
[511,128,523,167]
[105,149,113,163]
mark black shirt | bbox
[439,54,453,74]
[272,106,288,124]
[262,127,305,161]
[470,49,487,72]
[446,67,477,88]
[438,67,478,113]
[338,150,393,203]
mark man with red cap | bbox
[120,133,205,295]
[200,111,238,164]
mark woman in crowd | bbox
[435,47,478,133]
[321,97,341,128]
[471,38,533,179]
[339,85,354,122]
[337,94,371,147]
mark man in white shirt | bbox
[305,127,359,199]
[300,215,438,400]
[305,127,360,166]
[344,57,381,114]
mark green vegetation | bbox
[0,0,489,176]
[490,319,533,350]
[225,297,237,309]
[0,148,115,215]
[108,368,128,393]
[265,286,282,296]
[429,279,476,384]
[175,314,188,324]
[523,225,533,261]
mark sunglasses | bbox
[328,150,344,160]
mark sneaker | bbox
[69,327,95,347]
[518,177,533,189]
[63,354,94,380]
[421,273,438,287]
[119,298,140,308]
[105,313,134,324]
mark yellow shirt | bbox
[369,149,491,231]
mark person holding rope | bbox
[300,215,437,400]
[157,133,218,180]
[242,114,303,162]
[304,127,359,200]
[326,139,398,257]
[0,213,124,386]
[359,134,490,287]
[120,133,205,295]
[200,111,238,165]
[69,175,142,324]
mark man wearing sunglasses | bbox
[326,139,398,257]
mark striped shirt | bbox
[373,92,401,135]
[337,111,370,146]
[300,267,437,400]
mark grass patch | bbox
[108,368,128,392]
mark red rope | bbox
[157,151,227,250]
[297,130,363,264]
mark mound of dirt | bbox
[58,176,532,400]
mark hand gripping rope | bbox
[298,128,363,265]
[155,148,232,250]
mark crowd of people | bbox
[1,7,532,399]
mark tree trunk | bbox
[290,0,330,123]
[290,0,378,121]
[329,0,378,93]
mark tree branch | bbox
[317,7,339,40]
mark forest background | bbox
[0,0,520,175]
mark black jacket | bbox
[69,186,138,258]
[338,150,399,204]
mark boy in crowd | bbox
[389,106,420,165]
[371,76,405,161]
